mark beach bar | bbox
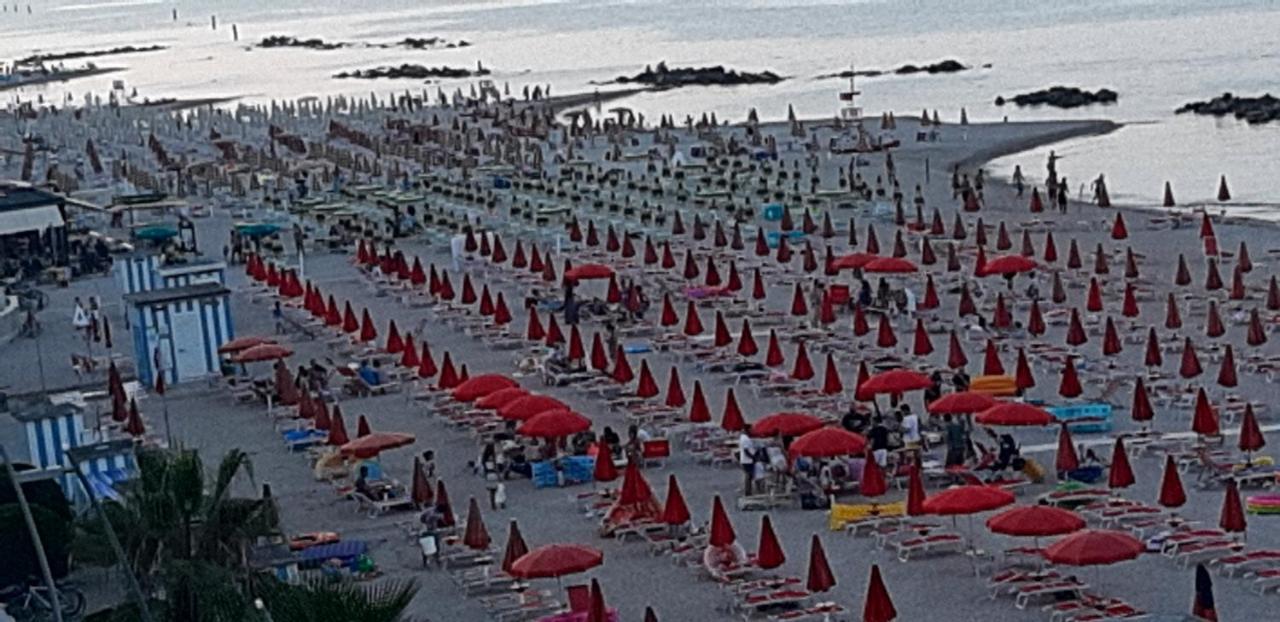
[123,282,233,386]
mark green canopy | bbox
[236,222,281,237]
[134,225,178,241]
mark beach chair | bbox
[1250,568,1280,594]
[895,533,965,562]
[1159,529,1226,556]
[1173,540,1245,568]
[1211,549,1280,577]
[1013,578,1088,609]
[768,601,844,622]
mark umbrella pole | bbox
[162,391,173,447]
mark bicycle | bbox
[0,580,87,621]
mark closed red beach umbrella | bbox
[1192,388,1219,436]
[593,442,618,482]
[1220,480,1246,534]
[635,360,659,398]
[417,342,437,379]
[1067,239,1082,270]
[912,319,933,356]
[1059,357,1083,398]
[713,312,732,348]
[665,367,686,408]
[709,496,736,547]
[1144,328,1163,367]
[1066,309,1087,346]
[752,268,767,300]
[1238,404,1265,453]
[860,451,887,498]
[688,381,710,423]
[875,315,897,348]
[982,340,1004,376]
[661,475,690,526]
[805,535,836,593]
[1102,317,1122,356]
[906,464,926,516]
[1248,308,1268,346]
[755,516,785,570]
[863,564,898,622]
[957,282,977,316]
[1179,337,1203,378]
[790,283,808,317]
[1056,424,1080,473]
[1131,377,1154,423]
[1043,231,1058,263]
[853,304,870,336]
[683,301,704,336]
[1217,345,1237,388]
[1111,212,1128,240]
[400,335,419,368]
[1205,258,1223,291]
[1086,278,1103,312]
[1109,438,1135,489]
[611,346,634,384]
[526,307,546,341]
[947,331,968,369]
[1122,284,1140,318]
[1158,455,1186,509]
[992,294,1011,329]
[921,275,940,310]
[765,330,785,367]
[545,314,564,346]
[721,388,745,432]
[1026,300,1045,336]
[1014,348,1036,390]
[792,341,815,380]
[737,319,758,357]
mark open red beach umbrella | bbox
[232,343,293,363]
[509,544,604,579]
[1158,455,1187,508]
[721,388,746,432]
[864,257,916,274]
[661,475,690,526]
[987,505,1085,537]
[1192,388,1220,436]
[593,442,619,483]
[756,516,786,570]
[927,391,997,415]
[947,331,969,369]
[500,394,569,421]
[788,427,867,458]
[976,402,1054,427]
[1220,480,1246,534]
[859,369,931,395]
[476,387,527,410]
[1055,424,1080,473]
[923,485,1015,516]
[341,432,416,460]
[327,407,350,446]
[218,335,276,354]
[518,410,591,438]
[688,381,711,423]
[452,374,517,402]
[765,330,785,367]
[665,367,686,408]
[981,255,1036,277]
[1108,438,1136,489]
[1238,404,1265,453]
[792,341,815,380]
[805,535,836,593]
[752,412,823,438]
[982,340,1004,376]
[709,496,737,546]
[863,564,898,622]
[1043,530,1142,566]
[1058,357,1083,398]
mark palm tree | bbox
[77,447,280,621]
[253,577,420,622]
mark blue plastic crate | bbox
[1048,403,1113,434]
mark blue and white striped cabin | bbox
[124,282,234,387]
[114,253,226,295]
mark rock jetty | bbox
[258,36,346,50]
[818,59,969,80]
[615,62,783,87]
[1176,93,1280,125]
[17,45,165,65]
[334,64,490,81]
[398,37,471,49]
[995,86,1118,109]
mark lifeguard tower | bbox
[838,66,863,122]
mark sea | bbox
[1,0,1277,214]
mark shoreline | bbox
[0,66,124,92]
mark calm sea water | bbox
[2,0,1277,212]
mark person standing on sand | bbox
[1012,165,1025,196]
[1058,177,1070,213]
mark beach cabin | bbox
[123,282,233,386]
[114,252,227,295]
[9,400,90,500]
[65,440,138,504]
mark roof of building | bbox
[0,182,66,214]
[123,282,230,306]
[9,400,83,423]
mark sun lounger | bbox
[768,602,844,622]
[1159,529,1227,555]
[1250,568,1280,594]
[737,588,811,619]
[988,570,1060,599]
[1013,578,1088,609]
[350,490,414,517]
[1173,540,1245,568]
[896,533,965,562]
[1211,549,1280,577]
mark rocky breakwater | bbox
[1176,93,1280,125]
[334,63,490,81]
[257,35,471,51]
[818,59,970,79]
[614,62,783,88]
[996,86,1118,109]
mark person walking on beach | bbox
[1012,165,1025,197]
[739,431,756,496]
[1058,177,1070,214]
